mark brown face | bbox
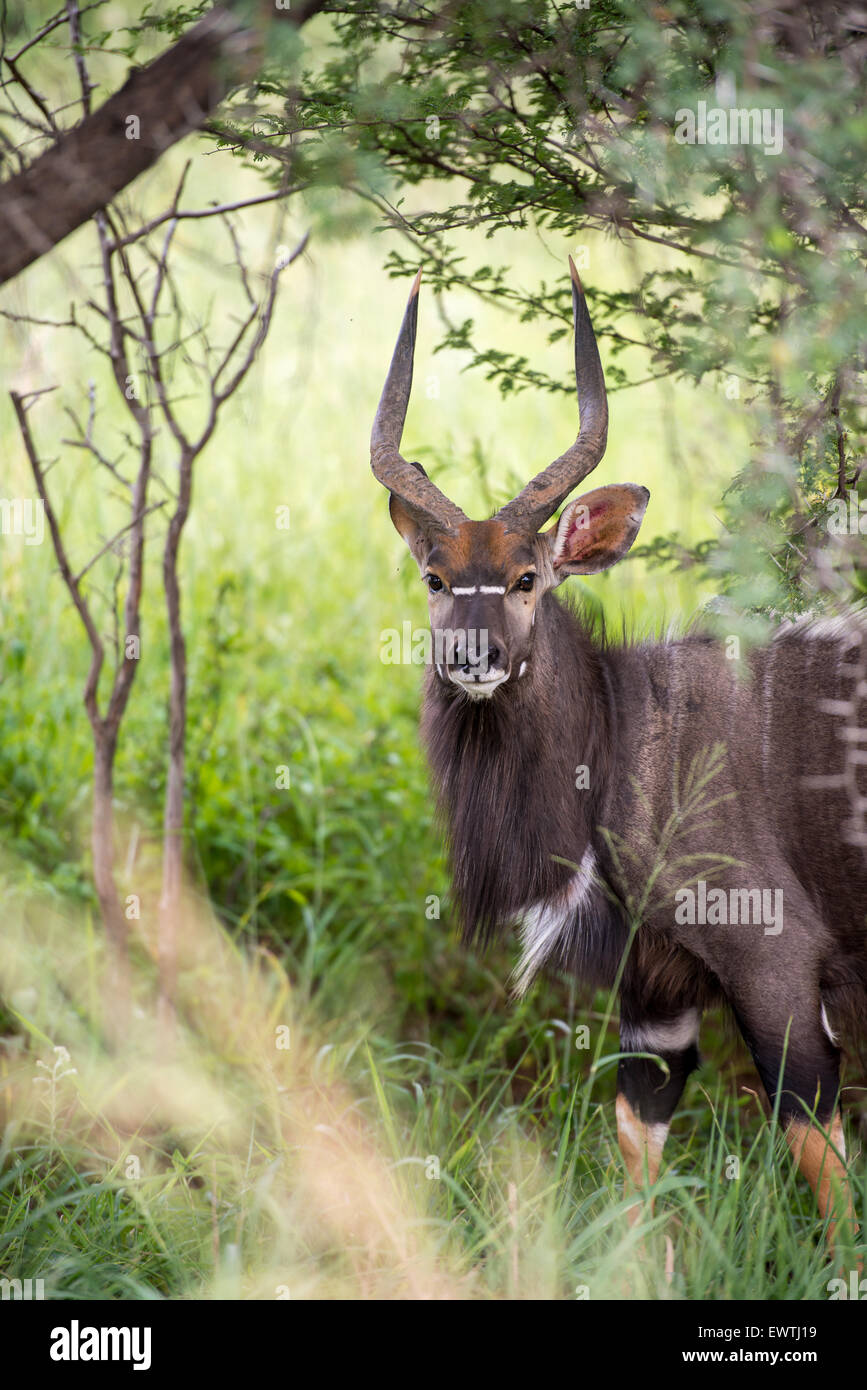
[390,485,650,700]
[420,520,546,697]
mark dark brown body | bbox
[423,594,867,1240]
[607,616,867,1066]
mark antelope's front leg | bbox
[784,1112,855,1258]
[616,1007,701,1220]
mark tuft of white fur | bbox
[511,848,596,997]
[820,999,839,1047]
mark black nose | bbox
[462,641,501,673]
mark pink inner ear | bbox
[558,499,609,561]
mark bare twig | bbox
[7,1,108,64]
[105,188,305,253]
[74,500,167,585]
[65,0,94,117]
[10,389,105,725]
[3,54,60,136]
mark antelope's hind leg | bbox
[734,993,858,1259]
[616,1006,701,1221]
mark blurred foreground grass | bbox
[1,870,862,1299]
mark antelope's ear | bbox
[545,484,649,582]
[389,494,430,571]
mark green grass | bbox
[0,140,860,1300]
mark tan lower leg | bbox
[785,1114,857,1256]
[616,1093,668,1224]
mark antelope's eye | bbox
[516,573,535,592]
[427,574,444,593]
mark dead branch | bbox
[10,388,105,726]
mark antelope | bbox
[370,260,867,1253]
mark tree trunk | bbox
[92,733,129,1042]
[158,490,191,1046]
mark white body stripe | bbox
[512,848,596,997]
[773,610,866,649]
[621,1009,700,1054]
